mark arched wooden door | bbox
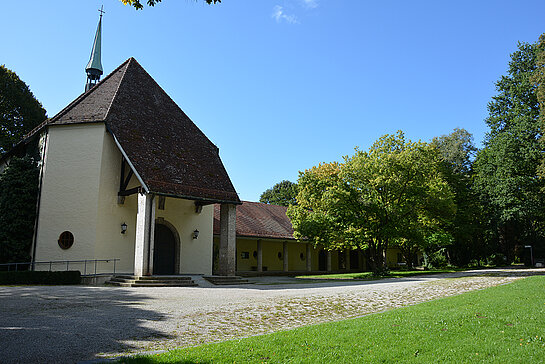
[153,224,176,275]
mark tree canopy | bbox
[0,156,39,264]
[0,65,47,156]
[473,40,545,261]
[431,128,485,266]
[259,180,298,207]
[288,131,455,274]
[121,0,221,10]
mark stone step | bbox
[105,281,133,287]
[132,282,198,287]
[106,275,198,287]
[109,277,137,283]
[115,275,193,281]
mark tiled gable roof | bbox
[214,201,296,240]
[49,61,128,124]
[49,58,240,204]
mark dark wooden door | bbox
[350,250,360,270]
[319,250,327,271]
[153,224,176,275]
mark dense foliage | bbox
[0,65,47,156]
[0,156,40,264]
[121,0,221,10]
[431,128,486,266]
[535,34,545,177]
[259,180,298,206]
[473,40,545,262]
[288,131,455,274]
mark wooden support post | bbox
[306,244,312,272]
[283,241,289,272]
[327,251,332,272]
[257,239,263,272]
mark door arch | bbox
[153,220,180,275]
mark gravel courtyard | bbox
[0,268,543,364]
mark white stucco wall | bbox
[34,124,105,272]
[94,131,138,274]
[34,124,141,274]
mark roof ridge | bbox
[103,58,134,120]
[49,58,132,123]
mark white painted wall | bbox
[34,124,140,274]
[34,124,105,272]
[94,130,138,274]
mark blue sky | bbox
[1,0,544,201]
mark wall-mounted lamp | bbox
[121,222,127,234]
[192,229,200,239]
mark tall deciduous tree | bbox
[0,156,39,264]
[259,180,298,206]
[0,65,47,156]
[432,128,486,265]
[288,131,455,274]
[534,34,545,177]
[473,40,545,262]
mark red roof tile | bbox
[214,201,296,240]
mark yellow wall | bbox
[386,247,404,268]
[261,240,284,271]
[155,198,213,275]
[235,239,258,271]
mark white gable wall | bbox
[34,123,105,272]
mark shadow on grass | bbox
[120,358,211,364]
[0,286,173,364]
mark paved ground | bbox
[0,267,543,364]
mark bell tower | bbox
[85,6,104,92]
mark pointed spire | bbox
[85,6,104,92]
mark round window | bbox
[278,252,283,260]
[58,231,74,250]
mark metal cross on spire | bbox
[85,6,104,92]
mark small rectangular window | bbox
[240,252,250,259]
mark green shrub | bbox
[486,253,507,266]
[0,270,81,285]
[424,248,450,269]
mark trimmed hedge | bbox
[0,270,81,285]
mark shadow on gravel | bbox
[0,286,172,364]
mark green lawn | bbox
[295,268,464,280]
[120,275,545,363]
